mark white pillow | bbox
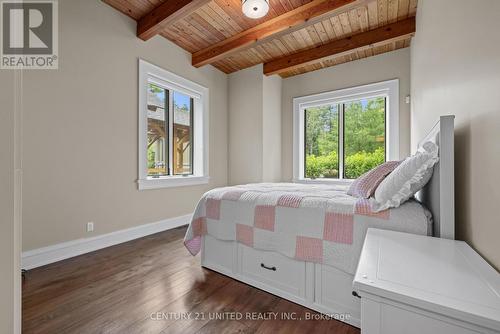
[370,142,439,212]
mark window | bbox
[138,60,208,190]
[294,80,399,183]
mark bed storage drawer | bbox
[202,235,235,275]
[315,264,360,322]
[238,244,306,298]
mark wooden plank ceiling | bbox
[104,0,417,77]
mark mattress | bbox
[184,183,432,275]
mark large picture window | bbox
[139,60,208,190]
[294,80,399,183]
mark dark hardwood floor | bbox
[23,226,360,334]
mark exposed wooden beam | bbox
[264,17,416,76]
[137,0,212,41]
[192,0,369,67]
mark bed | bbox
[184,115,455,328]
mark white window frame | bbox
[138,59,209,190]
[293,79,399,184]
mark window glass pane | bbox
[147,83,168,177]
[173,91,193,175]
[305,104,339,179]
[343,97,386,179]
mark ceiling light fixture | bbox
[242,0,269,19]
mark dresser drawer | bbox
[238,244,306,297]
[361,297,495,334]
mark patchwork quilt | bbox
[184,183,432,274]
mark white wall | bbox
[228,64,282,185]
[0,70,16,334]
[411,0,500,270]
[228,65,264,184]
[281,48,412,181]
[21,0,229,251]
[263,75,283,182]
[0,69,22,333]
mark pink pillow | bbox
[347,161,402,199]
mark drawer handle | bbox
[261,263,277,271]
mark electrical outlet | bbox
[87,222,94,232]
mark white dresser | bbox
[353,229,500,334]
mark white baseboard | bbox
[22,214,192,270]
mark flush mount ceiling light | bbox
[242,0,269,19]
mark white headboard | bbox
[416,115,455,239]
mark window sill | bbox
[293,178,354,186]
[137,175,210,190]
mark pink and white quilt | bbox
[184,183,432,274]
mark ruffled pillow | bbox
[347,160,402,199]
[370,142,439,212]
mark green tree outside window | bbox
[305,97,386,179]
